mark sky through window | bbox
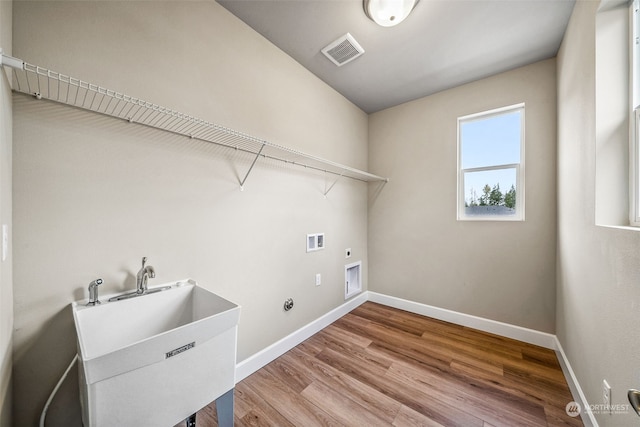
[460,110,521,206]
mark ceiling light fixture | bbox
[363,0,419,27]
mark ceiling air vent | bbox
[321,33,365,67]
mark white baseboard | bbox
[555,337,598,427]
[367,292,557,349]
[235,292,368,382]
[235,291,592,426]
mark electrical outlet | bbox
[315,273,321,286]
[603,379,611,411]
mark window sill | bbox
[595,223,640,232]
[458,217,525,222]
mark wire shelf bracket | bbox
[1,50,389,194]
[239,143,266,192]
[324,172,344,198]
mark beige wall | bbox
[16,2,640,427]
[12,2,369,425]
[368,59,557,333]
[0,0,13,425]
[558,1,640,426]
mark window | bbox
[457,104,525,221]
[594,2,632,226]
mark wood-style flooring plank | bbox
[392,404,447,427]
[233,381,296,427]
[449,360,546,406]
[242,368,340,427]
[282,346,402,423]
[386,361,547,427]
[316,347,485,427]
[188,302,583,427]
[300,380,391,426]
[321,322,373,348]
[334,314,456,369]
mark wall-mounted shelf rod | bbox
[0,51,389,194]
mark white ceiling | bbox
[217,0,576,113]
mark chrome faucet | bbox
[136,257,155,294]
[108,257,169,302]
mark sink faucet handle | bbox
[142,257,147,268]
[87,278,103,306]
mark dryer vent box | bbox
[345,261,362,299]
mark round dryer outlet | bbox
[284,298,294,311]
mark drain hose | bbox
[39,354,78,427]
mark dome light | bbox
[363,0,419,27]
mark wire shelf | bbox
[1,52,388,192]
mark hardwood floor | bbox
[192,302,583,427]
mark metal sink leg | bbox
[216,389,234,427]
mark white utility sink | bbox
[72,279,240,426]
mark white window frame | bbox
[457,103,525,221]
[630,0,640,225]
[632,109,640,225]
